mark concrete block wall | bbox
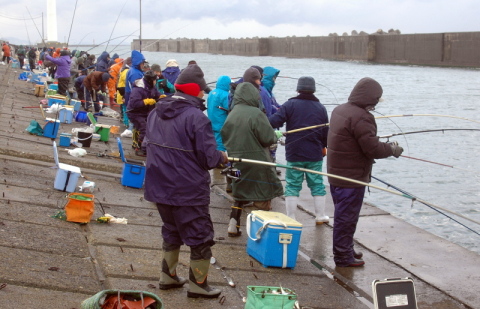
[130,32,480,68]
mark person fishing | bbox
[83,71,112,112]
[45,50,72,96]
[327,77,404,267]
[269,76,330,224]
[221,82,283,237]
[144,64,227,299]
[126,70,161,157]
[150,64,175,95]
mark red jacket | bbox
[2,44,11,57]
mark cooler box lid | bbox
[53,141,60,166]
[117,137,127,163]
[251,210,302,227]
[87,112,97,125]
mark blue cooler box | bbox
[117,137,145,188]
[49,83,59,90]
[59,107,74,124]
[247,211,302,269]
[43,118,60,139]
[70,99,81,111]
[59,133,72,147]
[48,96,66,106]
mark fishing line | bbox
[379,128,480,139]
[140,21,197,51]
[375,114,480,125]
[74,32,95,50]
[105,0,128,51]
[23,15,31,46]
[371,176,480,236]
[110,29,139,53]
[66,0,79,47]
[373,110,410,154]
[85,34,138,53]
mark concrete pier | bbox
[1,64,479,308]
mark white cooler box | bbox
[52,141,81,192]
[247,210,302,269]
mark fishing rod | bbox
[375,114,480,125]
[105,0,128,51]
[25,6,46,48]
[74,32,95,50]
[379,128,480,139]
[66,0,79,47]
[85,34,138,53]
[206,77,242,85]
[400,155,477,174]
[227,157,480,235]
[140,21,197,52]
[110,29,139,54]
[371,176,480,236]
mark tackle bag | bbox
[26,120,44,136]
[64,193,96,223]
[81,290,163,309]
[244,286,297,309]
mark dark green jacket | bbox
[221,83,283,201]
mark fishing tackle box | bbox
[47,95,67,107]
[43,118,60,139]
[117,137,146,189]
[246,211,302,268]
[52,141,81,193]
[372,277,418,309]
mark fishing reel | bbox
[220,166,241,180]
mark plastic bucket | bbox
[77,132,92,147]
[95,125,110,142]
[75,111,87,123]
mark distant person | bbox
[95,51,111,72]
[150,64,175,95]
[126,70,160,157]
[83,71,112,112]
[28,47,37,71]
[162,59,181,84]
[269,76,330,224]
[221,82,283,237]
[45,50,72,96]
[327,77,404,267]
[2,42,11,64]
[144,64,227,298]
[16,45,26,68]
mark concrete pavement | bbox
[1,63,479,309]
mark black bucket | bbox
[77,132,92,147]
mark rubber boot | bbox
[314,195,329,224]
[187,259,221,298]
[159,248,187,290]
[285,196,298,221]
[228,202,243,237]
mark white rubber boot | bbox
[285,196,298,221]
[314,195,329,224]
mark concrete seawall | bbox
[133,31,480,68]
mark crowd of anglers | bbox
[4,43,405,299]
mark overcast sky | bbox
[0,0,478,46]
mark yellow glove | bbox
[159,94,167,99]
[143,98,157,105]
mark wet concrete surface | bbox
[0,64,479,308]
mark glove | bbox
[388,141,404,158]
[159,94,167,99]
[322,147,327,157]
[275,130,284,139]
[143,98,157,105]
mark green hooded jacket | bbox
[221,83,283,201]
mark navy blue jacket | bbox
[127,77,161,115]
[144,92,224,206]
[95,51,110,72]
[162,66,181,85]
[269,93,329,162]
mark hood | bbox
[347,77,383,108]
[163,66,180,74]
[61,55,72,65]
[166,59,179,67]
[231,82,261,109]
[131,50,145,68]
[112,53,119,60]
[156,94,204,120]
[216,75,231,91]
[262,66,280,94]
[98,51,110,62]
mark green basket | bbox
[81,290,163,309]
[245,286,297,309]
